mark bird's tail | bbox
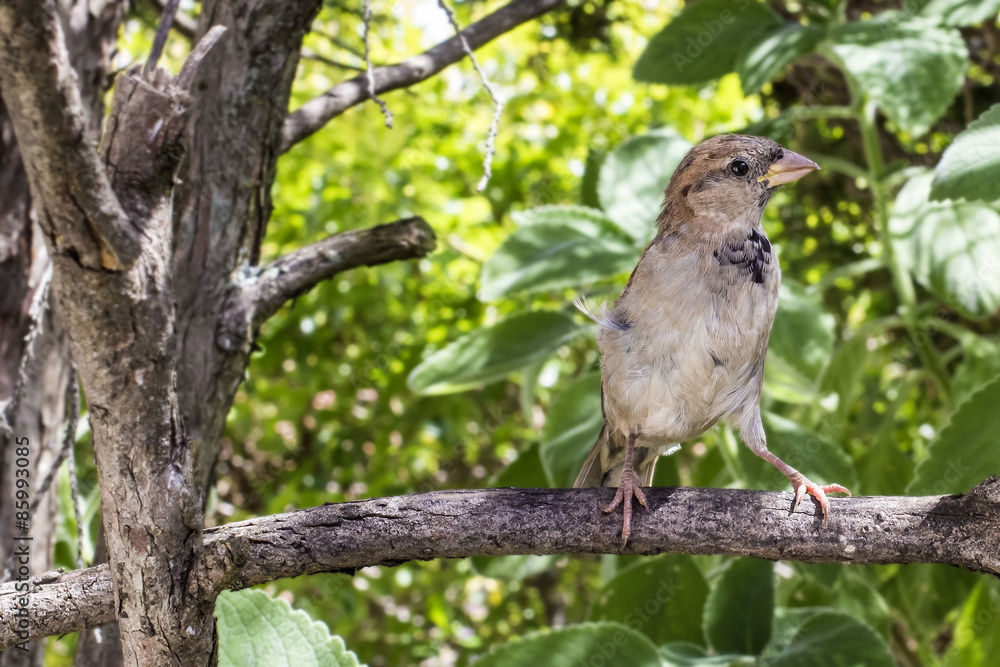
[573,424,670,488]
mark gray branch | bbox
[279,0,565,152]
[0,0,141,270]
[217,217,436,351]
[3,479,999,649]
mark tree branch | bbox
[145,0,181,73]
[0,1,141,271]
[3,479,999,648]
[217,216,436,351]
[279,0,565,152]
[148,0,197,41]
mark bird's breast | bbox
[598,231,779,442]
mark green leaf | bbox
[919,0,1000,26]
[539,372,603,488]
[833,571,891,638]
[634,0,783,85]
[882,563,979,641]
[661,642,755,666]
[589,554,709,646]
[737,24,825,94]
[930,104,1000,203]
[766,281,836,397]
[940,579,1000,667]
[763,611,894,667]
[216,590,362,667]
[582,148,606,209]
[856,424,914,496]
[598,129,693,241]
[907,375,1000,494]
[889,172,1000,319]
[479,206,637,300]
[407,311,583,395]
[831,17,967,135]
[818,335,870,437]
[953,336,1000,404]
[704,558,774,655]
[738,412,858,493]
[474,622,661,667]
[497,442,550,488]
[471,553,558,581]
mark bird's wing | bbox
[573,422,607,488]
[637,449,659,487]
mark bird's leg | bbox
[755,449,850,526]
[599,430,648,547]
[739,417,849,526]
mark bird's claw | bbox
[790,477,851,526]
[600,467,648,549]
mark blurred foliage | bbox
[46,0,1000,665]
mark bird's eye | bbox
[728,160,749,177]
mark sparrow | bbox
[574,134,850,547]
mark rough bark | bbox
[0,0,554,662]
[1,479,998,648]
[72,531,123,667]
[0,4,224,662]
[0,1,125,663]
[0,1,140,271]
[169,0,324,499]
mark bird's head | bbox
[657,134,818,236]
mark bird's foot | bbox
[789,475,851,526]
[600,466,649,549]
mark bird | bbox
[573,133,850,547]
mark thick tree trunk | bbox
[2,0,320,662]
[0,2,124,664]
[0,0,548,661]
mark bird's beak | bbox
[758,150,820,187]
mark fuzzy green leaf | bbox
[908,375,1000,494]
[890,172,1000,319]
[479,206,637,300]
[930,104,1000,203]
[407,311,583,395]
[832,17,967,135]
[216,590,362,667]
[475,622,661,667]
[634,0,783,85]
[598,129,693,241]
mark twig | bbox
[363,0,394,128]
[29,365,79,515]
[145,0,181,74]
[3,265,53,432]
[301,48,365,72]
[149,0,197,39]
[177,25,228,90]
[313,29,367,60]
[2,480,1000,648]
[279,0,565,152]
[66,367,84,570]
[436,0,505,191]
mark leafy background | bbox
[46,0,1000,664]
